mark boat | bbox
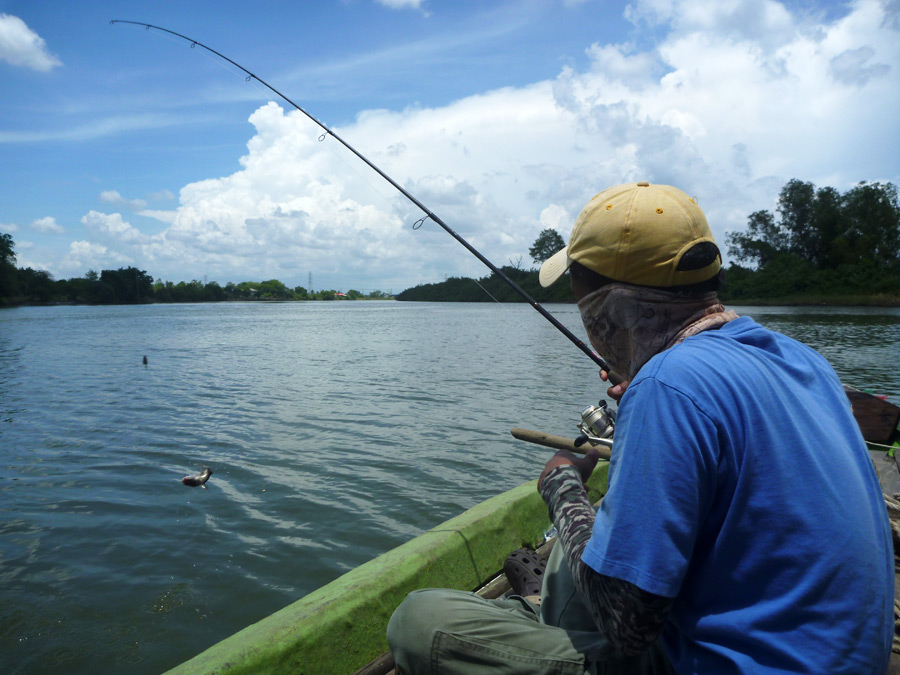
[165,390,900,674]
[164,458,609,674]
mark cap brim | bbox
[539,247,571,287]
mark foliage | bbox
[0,232,394,306]
[0,232,17,304]
[528,229,565,265]
[399,229,574,302]
[257,279,292,299]
[721,179,900,302]
[99,267,154,304]
[0,233,14,265]
[396,266,572,303]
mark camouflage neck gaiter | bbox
[577,284,739,383]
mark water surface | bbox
[1,301,898,673]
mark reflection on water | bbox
[0,301,898,673]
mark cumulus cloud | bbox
[0,14,61,71]
[82,211,148,244]
[57,0,900,288]
[100,190,148,209]
[30,216,64,234]
[60,240,131,272]
[1,222,18,233]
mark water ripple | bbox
[1,302,897,673]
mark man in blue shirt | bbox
[388,182,894,674]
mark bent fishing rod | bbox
[111,20,613,376]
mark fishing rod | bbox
[110,20,612,374]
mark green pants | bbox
[387,543,673,674]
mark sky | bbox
[1,0,898,293]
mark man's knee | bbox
[387,589,442,648]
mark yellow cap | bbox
[539,182,721,288]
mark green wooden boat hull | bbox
[166,465,610,674]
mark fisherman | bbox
[387,182,894,674]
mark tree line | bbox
[395,266,573,303]
[3,178,897,307]
[0,244,390,306]
[398,179,900,304]
[723,179,899,301]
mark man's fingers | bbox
[573,447,601,483]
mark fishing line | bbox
[110,19,611,374]
[135,24,439,262]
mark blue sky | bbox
[1,0,898,292]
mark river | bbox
[1,301,898,673]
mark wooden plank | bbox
[845,386,900,445]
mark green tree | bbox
[725,210,783,268]
[776,179,818,262]
[258,279,292,299]
[99,267,153,304]
[153,280,174,302]
[0,232,18,303]
[203,281,226,302]
[17,268,57,303]
[236,281,258,299]
[528,229,565,265]
[840,181,900,270]
[812,186,844,268]
[722,178,900,300]
[0,232,14,265]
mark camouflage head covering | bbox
[577,284,739,383]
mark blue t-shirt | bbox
[581,317,893,674]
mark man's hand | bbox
[538,448,601,490]
[600,370,629,402]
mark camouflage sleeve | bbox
[538,464,673,656]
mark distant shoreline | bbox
[5,295,899,309]
[721,295,900,307]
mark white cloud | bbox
[0,113,181,144]
[375,0,427,9]
[82,211,148,244]
[137,210,178,224]
[100,190,148,209]
[30,216,64,234]
[50,0,900,288]
[0,14,60,71]
[148,189,176,202]
[539,204,572,232]
[60,240,131,272]
[1,222,18,233]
